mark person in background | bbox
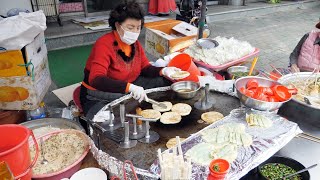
[80,2,179,116]
[148,0,177,15]
[289,21,320,72]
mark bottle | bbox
[29,102,46,120]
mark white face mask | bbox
[118,25,140,45]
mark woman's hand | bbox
[129,84,146,102]
[290,64,300,73]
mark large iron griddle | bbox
[92,89,240,169]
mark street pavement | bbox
[208,6,320,71]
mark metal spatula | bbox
[145,97,167,109]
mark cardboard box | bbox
[25,32,47,72]
[0,61,51,110]
[0,50,28,77]
[144,19,197,58]
[0,32,51,110]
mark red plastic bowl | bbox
[208,159,230,180]
[30,130,90,180]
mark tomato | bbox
[246,79,259,89]
[256,87,265,94]
[245,90,254,97]
[240,87,246,94]
[247,86,257,91]
[253,91,263,99]
[264,87,274,96]
[271,85,278,94]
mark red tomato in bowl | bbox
[240,87,246,94]
[256,87,265,94]
[264,87,274,96]
[245,90,254,97]
[246,79,259,89]
[247,86,257,91]
[253,91,263,99]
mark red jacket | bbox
[83,31,162,93]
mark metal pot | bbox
[171,81,201,99]
[258,156,310,180]
[278,72,320,110]
[235,77,290,111]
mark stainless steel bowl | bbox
[235,77,290,111]
[278,72,320,110]
[227,66,259,79]
[21,118,84,132]
[196,38,219,49]
[171,81,201,99]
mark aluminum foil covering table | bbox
[87,87,302,179]
[150,108,302,179]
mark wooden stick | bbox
[249,57,258,76]
[259,70,279,80]
[302,133,320,141]
[259,71,272,79]
[298,134,320,143]
[269,64,284,76]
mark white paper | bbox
[52,83,81,106]
[150,29,176,40]
[93,110,115,122]
[172,22,198,36]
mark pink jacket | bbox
[297,30,320,71]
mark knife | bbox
[145,97,167,109]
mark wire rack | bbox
[30,0,62,26]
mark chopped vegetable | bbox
[232,72,249,78]
[260,163,302,180]
[213,164,220,172]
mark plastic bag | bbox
[0,10,46,51]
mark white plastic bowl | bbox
[70,168,107,180]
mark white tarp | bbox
[0,10,46,51]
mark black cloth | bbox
[289,33,309,66]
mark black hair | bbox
[108,1,145,30]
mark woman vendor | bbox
[289,21,320,72]
[80,2,179,116]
